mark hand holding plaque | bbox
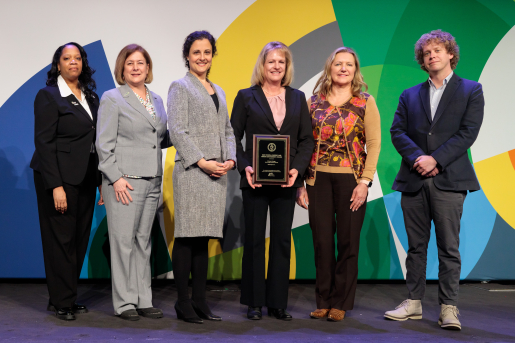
[252,135,290,185]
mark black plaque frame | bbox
[252,134,290,185]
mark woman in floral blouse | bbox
[296,47,381,321]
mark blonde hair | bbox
[313,47,368,99]
[250,41,293,87]
[114,44,153,85]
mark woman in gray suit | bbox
[167,31,236,324]
[96,44,171,321]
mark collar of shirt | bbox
[57,75,86,100]
[428,71,454,90]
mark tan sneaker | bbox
[384,299,422,321]
[438,304,461,330]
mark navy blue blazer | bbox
[390,73,484,193]
[30,85,101,190]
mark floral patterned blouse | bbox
[306,93,381,186]
[135,87,156,121]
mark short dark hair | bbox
[46,42,97,99]
[182,31,217,77]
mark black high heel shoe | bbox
[192,300,222,321]
[174,300,203,324]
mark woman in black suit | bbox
[30,42,102,321]
[230,41,314,321]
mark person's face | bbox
[123,51,149,87]
[263,49,286,85]
[58,45,82,82]
[330,52,356,87]
[188,39,212,77]
[423,42,454,75]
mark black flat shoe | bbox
[119,309,140,321]
[175,300,203,324]
[137,307,163,319]
[268,308,292,321]
[48,302,88,314]
[192,300,222,321]
[54,307,75,321]
[247,306,262,320]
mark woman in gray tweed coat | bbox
[167,31,236,324]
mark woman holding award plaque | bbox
[230,41,314,321]
[296,47,381,321]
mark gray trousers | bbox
[103,176,162,315]
[401,178,466,306]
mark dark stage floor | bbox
[0,282,514,342]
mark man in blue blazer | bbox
[385,30,484,330]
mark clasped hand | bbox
[414,155,439,177]
[198,158,234,177]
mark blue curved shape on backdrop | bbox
[383,189,496,279]
[0,40,114,277]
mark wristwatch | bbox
[360,180,373,188]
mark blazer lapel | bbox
[87,96,99,126]
[65,95,93,124]
[431,74,461,129]
[419,81,432,124]
[280,87,296,134]
[252,86,277,131]
[119,84,156,128]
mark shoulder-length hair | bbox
[250,42,293,87]
[114,44,153,85]
[414,29,460,73]
[312,47,368,99]
[46,42,96,99]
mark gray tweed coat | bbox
[167,72,237,238]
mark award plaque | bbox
[252,134,290,185]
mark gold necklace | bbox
[263,87,283,97]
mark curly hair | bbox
[46,42,96,99]
[312,47,368,99]
[182,31,217,78]
[250,41,294,87]
[415,29,460,72]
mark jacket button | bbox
[92,126,95,129]
[153,128,156,133]
[153,145,156,149]
[428,133,432,136]
[110,149,114,153]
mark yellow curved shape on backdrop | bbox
[474,151,515,230]
[163,0,337,278]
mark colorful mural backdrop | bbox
[1,0,514,280]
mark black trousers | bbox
[171,237,209,302]
[240,186,296,309]
[306,172,366,311]
[33,154,97,309]
[401,178,466,306]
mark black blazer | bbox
[30,85,101,190]
[230,85,314,188]
[390,73,484,193]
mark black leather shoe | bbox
[48,302,88,314]
[247,306,262,320]
[175,300,203,324]
[192,300,222,321]
[54,307,75,321]
[137,307,163,319]
[119,309,140,321]
[268,308,292,321]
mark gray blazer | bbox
[168,72,237,168]
[167,72,236,238]
[96,84,170,184]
